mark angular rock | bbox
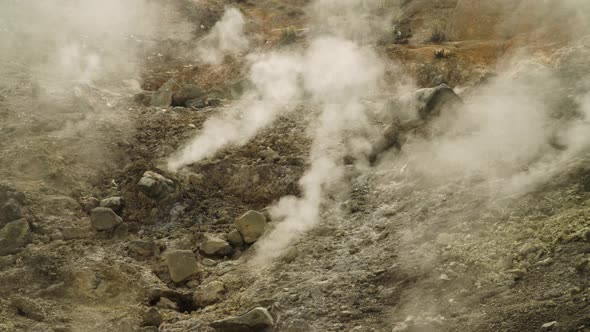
[211,307,274,332]
[200,234,232,256]
[151,79,178,108]
[129,240,160,257]
[138,171,175,200]
[193,280,225,307]
[227,229,244,248]
[165,250,200,282]
[142,307,162,327]
[99,196,124,214]
[235,211,267,244]
[90,207,122,231]
[172,84,204,107]
[0,219,31,256]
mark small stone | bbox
[129,240,160,257]
[90,207,122,231]
[259,148,279,162]
[200,234,232,256]
[235,211,267,244]
[99,197,124,214]
[282,247,299,263]
[193,280,225,307]
[227,229,244,248]
[142,307,162,327]
[11,297,45,321]
[541,321,557,330]
[0,219,31,256]
[138,171,175,200]
[165,250,200,283]
[211,307,274,332]
[202,258,217,267]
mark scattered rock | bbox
[12,297,46,321]
[142,307,162,327]
[90,207,122,231]
[129,240,160,257]
[165,250,200,283]
[200,234,232,256]
[99,196,124,214]
[193,280,225,307]
[151,79,178,108]
[211,307,274,332]
[235,211,267,244]
[0,219,31,256]
[138,171,175,200]
[227,229,244,248]
[172,84,204,107]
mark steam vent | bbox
[2,0,590,331]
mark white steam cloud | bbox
[168,0,391,265]
[195,7,249,65]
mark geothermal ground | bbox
[1,0,590,331]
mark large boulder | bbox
[172,84,205,107]
[234,211,267,244]
[165,250,200,283]
[138,171,176,200]
[200,235,232,256]
[90,207,122,231]
[211,307,274,332]
[0,219,31,256]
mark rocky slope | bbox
[1,1,590,332]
